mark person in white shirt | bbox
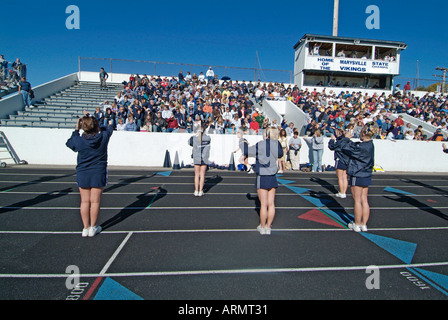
[222,107,233,127]
[101,100,112,113]
[288,131,302,171]
[337,50,346,58]
[255,87,265,104]
[161,105,172,119]
[198,72,205,83]
[116,118,126,131]
[206,67,214,82]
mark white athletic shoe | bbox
[194,190,199,196]
[198,191,204,197]
[335,192,346,198]
[257,225,266,235]
[82,228,89,237]
[360,224,368,232]
[88,225,102,237]
[348,222,361,232]
[264,227,271,235]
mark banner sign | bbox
[305,56,399,75]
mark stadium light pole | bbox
[333,0,339,36]
[435,67,447,93]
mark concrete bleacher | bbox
[0,81,123,128]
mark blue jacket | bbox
[66,125,113,172]
[341,140,374,178]
[328,136,351,167]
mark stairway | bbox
[0,81,123,128]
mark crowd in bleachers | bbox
[97,69,274,135]
[98,68,448,142]
[0,55,26,87]
[296,87,448,141]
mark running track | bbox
[0,166,447,303]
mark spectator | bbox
[430,128,444,141]
[305,129,324,172]
[99,67,108,90]
[206,67,214,83]
[403,81,411,96]
[152,111,167,132]
[198,72,205,83]
[124,116,138,131]
[18,76,33,109]
[278,129,288,173]
[166,114,179,132]
[125,117,138,131]
[93,107,104,124]
[288,130,302,171]
[249,117,260,135]
[0,55,8,82]
[103,107,116,128]
[185,116,194,133]
[116,118,126,131]
[12,58,25,79]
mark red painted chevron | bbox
[298,209,344,228]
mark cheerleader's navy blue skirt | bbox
[349,175,372,187]
[335,159,348,170]
[255,175,278,190]
[77,168,108,188]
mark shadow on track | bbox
[384,191,448,221]
[101,187,167,230]
[0,188,73,214]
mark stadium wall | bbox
[0,126,446,172]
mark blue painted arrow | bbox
[413,268,448,295]
[94,277,144,300]
[361,233,417,264]
[277,178,296,185]
[157,171,172,177]
[384,187,415,196]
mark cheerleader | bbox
[246,127,283,235]
[188,122,211,196]
[328,125,353,198]
[340,122,378,232]
[66,115,113,237]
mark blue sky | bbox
[1,0,447,87]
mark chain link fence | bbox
[79,57,293,84]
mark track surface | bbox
[0,166,447,302]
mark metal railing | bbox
[78,56,293,84]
